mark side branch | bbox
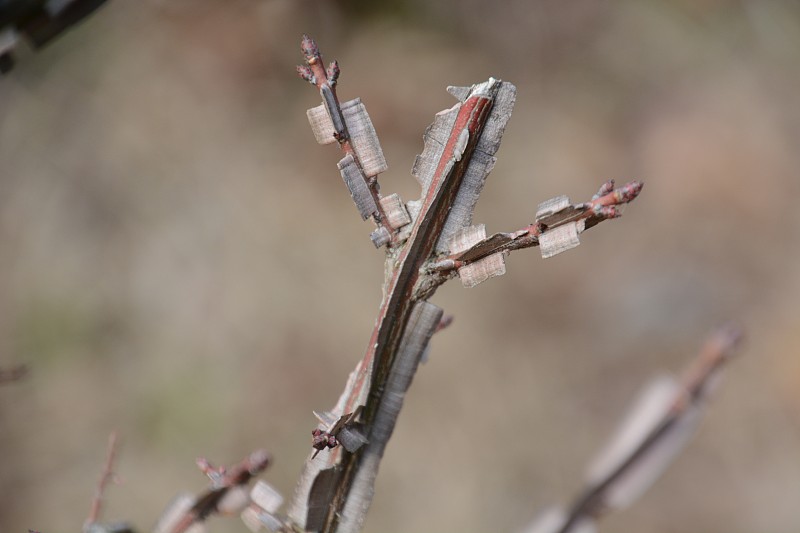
[297,34,394,242]
[419,180,643,296]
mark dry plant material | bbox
[288,35,642,533]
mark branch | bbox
[420,180,643,295]
[82,432,135,533]
[298,34,394,245]
[524,324,742,533]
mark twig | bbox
[297,34,394,240]
[419,180,643,297]
[85,431,120,529]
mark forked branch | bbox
[288,35,643,533]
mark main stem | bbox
[323,87,497,533]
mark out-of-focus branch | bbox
[82,433,135,533]
[85,432,120,528]
[154,449,272,533]
[0,363,28,384]
[524,325,742,533]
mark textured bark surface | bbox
[289,37,643,533]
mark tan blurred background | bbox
[1,0,799,532]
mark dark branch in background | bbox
[288,35,643,533]
[0,0,111,73]
[524,325,743,533]
[0,363,28,384]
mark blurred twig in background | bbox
[524,325,742,533]
[85,431,120,528]
[0,363,27,383]
[82,432,135,533]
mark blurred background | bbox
[1,1,799,532]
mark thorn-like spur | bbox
[310,407,367,459]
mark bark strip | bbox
[336,301,443,532]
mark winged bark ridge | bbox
[409,78,516,289]
[448,224,506,288]
[535,195,584,259]
[241,480,286,532]
[290,35,642,533]
[336,301,443,532]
